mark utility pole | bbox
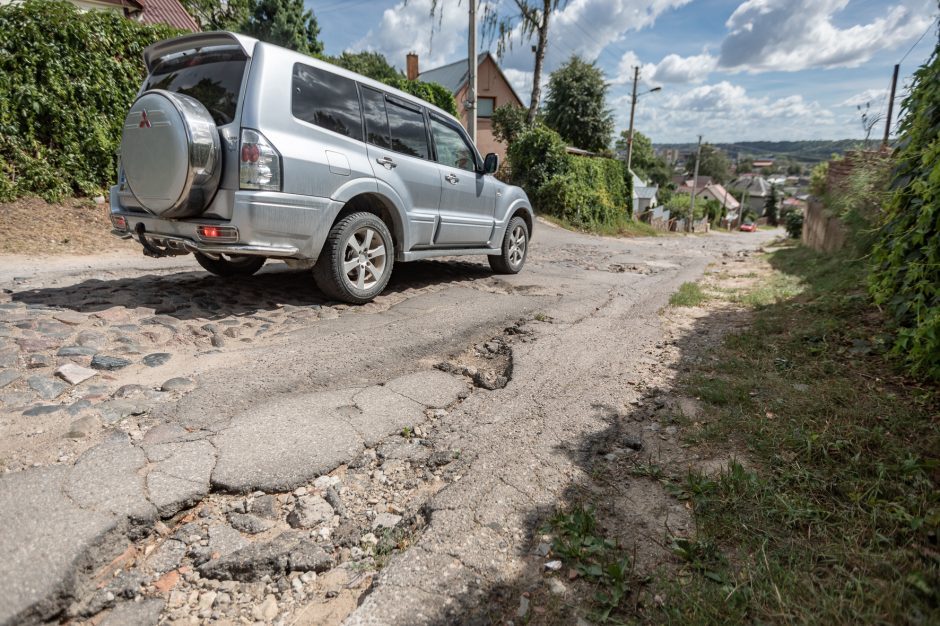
[689,135,702,232]
[466,0,478,143]
[626,66,639,171]
[882,63,899,148]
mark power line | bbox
[899,14,939,65]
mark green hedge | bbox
[507,125,632,229]
[869,36,940,380]
[383,77,458,117]
[0,0,179,201]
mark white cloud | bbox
[839,88,889,107]
[719,0,935,72]
[628,80,839,142]
[650,52,718,83]
[351,0,467,69]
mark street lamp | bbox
[626,66,662,172]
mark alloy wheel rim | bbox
[508,225,526,268]
[343,227,387,291]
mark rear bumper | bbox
[109,187,341,260]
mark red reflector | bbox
[200,226,221,238]
[110,215,127,230]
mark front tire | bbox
[195,253,265,277]
[313,212,394,304]
[489,216,529,274]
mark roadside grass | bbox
[669,282,708,307]
[539,213,659,238]
[646,242,940,624]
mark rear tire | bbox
[313,212,394,304]
[195,253,265,277]
[489,216,529,274]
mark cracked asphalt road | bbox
[0,221,778,625]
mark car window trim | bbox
[429,113,480,172]
[358,84,391,150]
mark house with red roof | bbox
[59,0,199,31]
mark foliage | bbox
[650,244,939,623]
[491,104,530,146]
[546,506,641,622]
[507,125,633,232]
[810,161,828,196]
[614,129,671,189]
[784,209,804,238]
[703,198,724,224]
[685,143,730,184]
[536,156,629,228]
[736,157,753,173]
[506,125,569,193]
[242,0,322,56]
[830,155,892,249]
[664,192,691,217]
[383,78,458,116]
[180,0,249,30]
[764,184,778,226]
[0,0,179,201]
[543,56,614,153]
[328,51,402,82]
[870,35,940,380]
[670,282,708,307]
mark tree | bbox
[491,103,530,145]
[614,129,670,189]
[685,144,730,184]
[429,1,568,124]
[764,184,779,226]
[180,0,249,30]
[329,51,402,82]
[543,56,613,152]
[242,0,322,56]
[736,157,753,174]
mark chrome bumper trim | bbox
[112,230,299,257]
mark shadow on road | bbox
[12,258,495,321]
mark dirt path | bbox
[0,221,779,625]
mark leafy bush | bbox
[870,37,940,380]
[0,0,179,201]
[491,104,529,146]
[506,125,570,193]
[809,161,828,196]
[784,210,804,239]
[507,124,632,230]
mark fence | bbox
[802,198,846,252]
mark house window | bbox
[477,97,495,118]
[291,64,362,140]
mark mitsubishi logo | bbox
[139,110,151,129]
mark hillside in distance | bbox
[654,139,868,163]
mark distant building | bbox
[752,158,774,169]
[411,52,525,159]
[631,171,659,215]
[673,175,712,193]
[728,174,776,215]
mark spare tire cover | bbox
[121,90,221,218]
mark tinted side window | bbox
[360,86,390,149]
[386,99,429,159]
[430,117,476,172]
[291,64,362,140]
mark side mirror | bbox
[483,152,499,175]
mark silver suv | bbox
[110,32,533,304]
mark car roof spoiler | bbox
[143,31,258,73]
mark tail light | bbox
[239,129,281,191]
[110,214,128,231]
[197,225,238,242]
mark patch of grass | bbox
[545,505,645,622]
[647,244,940,624]
[670,282,709,307]
[539,213,659,238]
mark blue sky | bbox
[307,0,938,144]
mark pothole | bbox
[72,418,470,625]
[433,321,529,391]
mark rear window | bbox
[291,64,363,140]
[146,51,246,126]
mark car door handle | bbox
[376,156,397,169]
[445,173,459,185]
